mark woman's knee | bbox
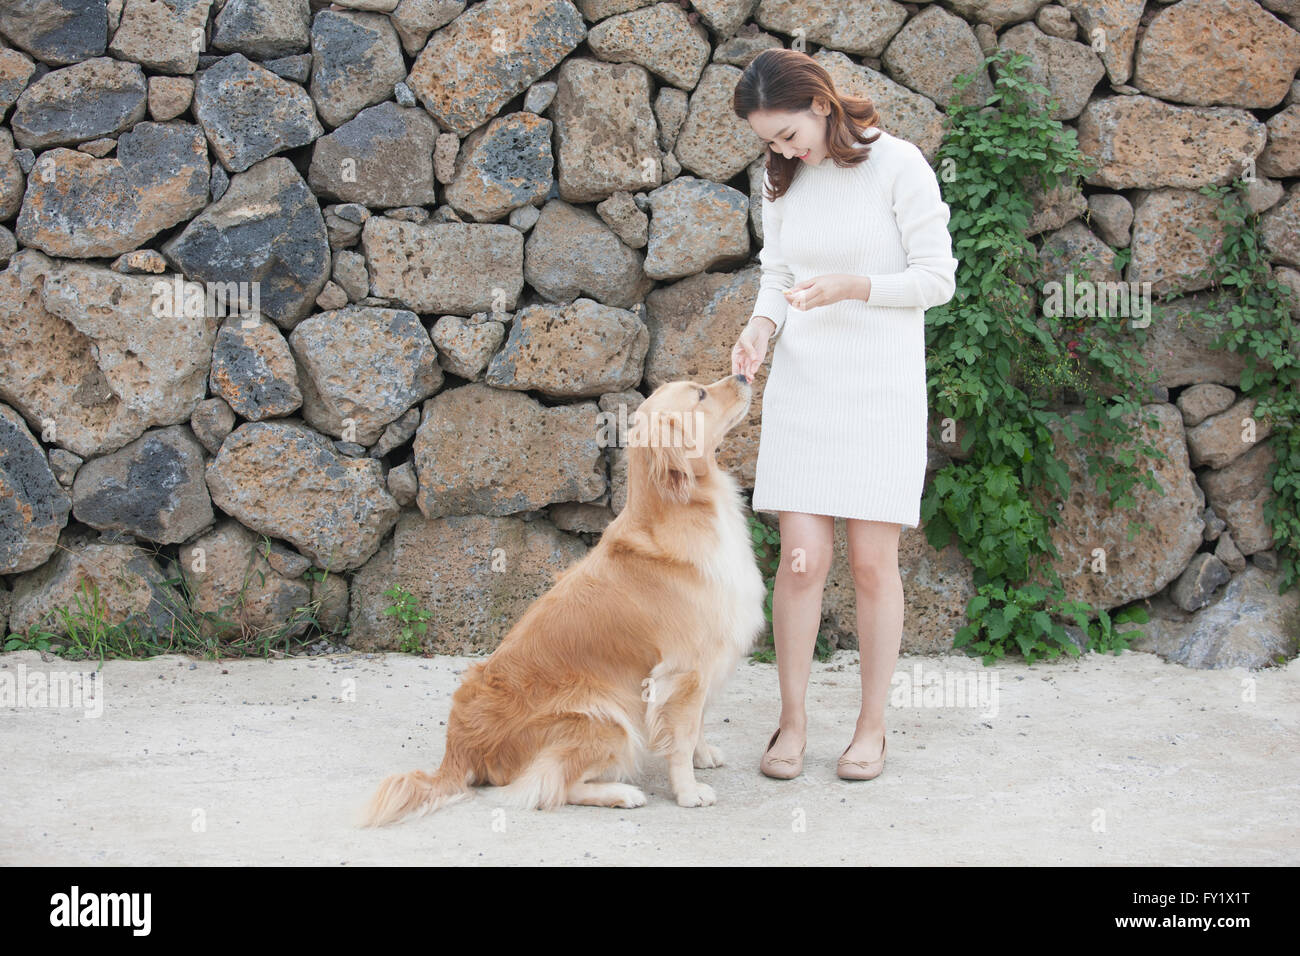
[777,513,834,586]
[845,520,901,595]
[848,557,899,596]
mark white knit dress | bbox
[749,127,958,530]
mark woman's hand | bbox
[783,274,870,310]
[732,317,773,381]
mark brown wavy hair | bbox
[733,48,882,202]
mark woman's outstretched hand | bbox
[732,317,774,382]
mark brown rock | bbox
[179,519,313,639]
[109,0,215,74]
[391,0,466,56]
[1137,292,1247,388]
[551,57,662,201]
[1038,220,1121,284]
[1035,3,1078,39]
[16,122,209,258]
[1085,193,1133,246]
[289,306,443,445]
[406,0,586,135]
[1059,0,1145,84]
[412,383,606,518]
[1258,104,1300,178]
[484,298,648,397]
[205,420,400,570]
[1199,440,1277,555]
[75,137,115,158]
[347,508,588,652]
[755,0,908,57]
[1176,383,1236,427]
[523,199,654,307]
[1128,188,1226,296]
[1026,177,1088,236]
[1214,531,1247,573]
[644,176,750,280]
[998,22,1104,120]
[314,281,349,311]
[586,2,711,89]
[362,216,524,314]
[71,425,214,545]
[1133,0,1300,108]
[190,398,236,455]
[884,5,994,110]
[0,402,71,574]
[110,250,170,275]
[10,57,146,149]
[0,130,26,246]
[7,541,181,640]
[1077,95,1266,189]
[0,47,38,116]
[675,62,766,183]
[0,252,218,458]
[1033,404,1206,610]
[147,75,194,121]
[429,313,508,380]
[386,460,418,506]
[444,112,553,222]
[1260,182,1300,268]
[595,190,649,248]
[1186,397,1274,469]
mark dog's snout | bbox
[732,372,751,386]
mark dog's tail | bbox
[358,745,475,827]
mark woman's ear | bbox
[642,412,697,505]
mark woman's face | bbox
[748,104,830,165]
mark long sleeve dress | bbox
[748,126,959,530]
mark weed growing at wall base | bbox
[383,584,433,654]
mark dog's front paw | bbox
[693,740,725,769]
[675,782,716,807]
[609,784,647,808]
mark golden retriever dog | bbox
[359,372,767,825]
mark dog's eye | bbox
[697,387,706,401]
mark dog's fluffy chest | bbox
[700,479,768,657]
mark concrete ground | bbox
[1,646,1297,865]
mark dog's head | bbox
[628,374,753,505]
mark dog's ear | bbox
[642,411,697,505]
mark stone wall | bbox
[0,0,1298,668]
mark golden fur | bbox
[359,373,768,825]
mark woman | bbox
[730,49,958,780]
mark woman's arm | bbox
[863,143,958,311]
[750,172,795,336]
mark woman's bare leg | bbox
[765,511,835,762]
[841,519,904,762]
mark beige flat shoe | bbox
[837,737,886,780]
[759,728,805,779]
